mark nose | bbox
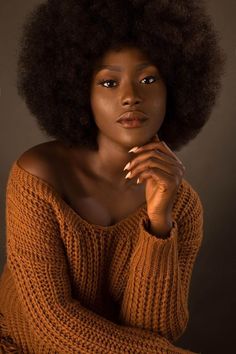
[121,81,142,106]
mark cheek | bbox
[91,93,114,119]
[150,93,166,116]
[148,89,167,128]
[153,86,167,114]
[90,95,115,129]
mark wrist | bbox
[147,217,173,238]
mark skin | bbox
[125,137,185,237]
[89,46,167,187]
[72,46,185,237]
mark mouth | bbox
[116,117,148,128]
[116,111,148,127]
[117,117,147,122]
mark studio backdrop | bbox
[0,1,235,353]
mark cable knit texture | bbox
[0,161,203,354]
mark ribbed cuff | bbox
[130,218,178,278]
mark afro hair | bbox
[17,0,226,151]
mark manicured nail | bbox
[128,146,139,153]
[123,162,131,171]
[125,171,132,179]
[137,178,140,184]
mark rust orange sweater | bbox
[0,161,203,353]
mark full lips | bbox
[119,117,145,121]
[117,111,148,122]
[117,118,148,128]
[117,116,147,123]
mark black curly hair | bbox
[17,0,226,151]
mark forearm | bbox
[119,218,189,341]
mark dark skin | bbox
[18,46,185,236]
[68,46,185,237]
[89,46,167,187]
[19,47,184,238]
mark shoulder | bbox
[17,140,64,192]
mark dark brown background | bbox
[0,1,235,353]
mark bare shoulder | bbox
[17,140,63,191]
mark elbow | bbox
[171,308,189,342]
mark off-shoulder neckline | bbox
[12,160,147,230]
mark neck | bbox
[69,135,142,190]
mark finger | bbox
[161,141,182,163]
[137,167,182,186]
[132,140,183,166]
[125,158,184,180]
[126,150,184,172]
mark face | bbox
[90,46,167,148]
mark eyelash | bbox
[97,76,158,88]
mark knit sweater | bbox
[0,160,203,354]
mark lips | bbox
[117,111,148,123]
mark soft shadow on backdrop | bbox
[0,1,235,353]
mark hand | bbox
[124,134,186,230]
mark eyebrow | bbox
[95,62,157,73]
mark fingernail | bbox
[128,146,139,153]
[123,162,131,171]
[125,171,132,179]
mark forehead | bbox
[101,46,150,61]
[93,47,156,73]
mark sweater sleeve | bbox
[118,183,203,343]
[5,164,197,354]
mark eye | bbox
[140,76,157,84]
[97,76,158,88]
[98,79,117,88]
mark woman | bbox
[0,0,225,353]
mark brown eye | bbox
[97,75,158,89]
[98,79,117,88]
[140,76,157,84]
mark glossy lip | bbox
[116,111,148,122]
